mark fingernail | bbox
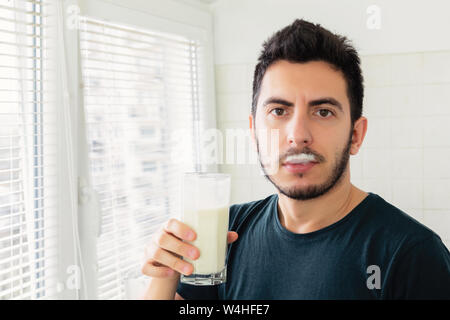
[189,249,197,259]
[182,265,191,275]
[186,231,195,241]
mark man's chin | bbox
[263,174,321,199]
[278,187,322,200]
[279,183,333,200]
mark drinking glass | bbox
[180,172,231,285]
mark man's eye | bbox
[270,108,285,116]
[316,109,334,118]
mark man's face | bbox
[251,60,355,201]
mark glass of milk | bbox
[180,172,231,286]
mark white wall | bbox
[211,0,450,247]
[211,0,450,64]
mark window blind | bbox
[0,0,58,299]
[79,16,202,299]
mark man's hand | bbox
[142,218,239,279]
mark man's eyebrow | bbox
[262,96,344,113]
[309,97,343,113]
[263,97,294,108]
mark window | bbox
[0,0,58,299]
[79,16,202,299]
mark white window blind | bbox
[79,16,202,299]
[0,0,58,299]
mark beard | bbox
[256,128,353,201]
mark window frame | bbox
[0,0,80,300]
[74,0,217,299]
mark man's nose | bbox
[286,111,313,147]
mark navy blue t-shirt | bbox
[177,192,450,299]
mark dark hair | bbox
[252,19,364,127]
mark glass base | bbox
[180,267,226,286]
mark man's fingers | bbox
[143,218,238,281]
[151,247,194,276]
[153,231,199,260]
[227,231,238,244]
[164,218,196,241]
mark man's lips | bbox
[282,161,318,173]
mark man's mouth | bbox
[282,161,318,173]
[282,151,319,173]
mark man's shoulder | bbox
[365,192,442,248]
[229,194,277,229]
[367,194,450,299]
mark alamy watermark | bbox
[171,127,281,175]
[66,4,82,30]
[366,265,381,290]
[56,265,81,293]
[366,5,382,30]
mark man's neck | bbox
[277,181,368,234]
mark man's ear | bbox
[249,114,257,152]
[350,116,368,155]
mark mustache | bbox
[280,148,324,163]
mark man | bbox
[142,19,450,299]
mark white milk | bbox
[183,207,229,275]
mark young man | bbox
[142,19,450,299]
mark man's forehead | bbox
[258,60,349,108]
[262,60,346,86]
